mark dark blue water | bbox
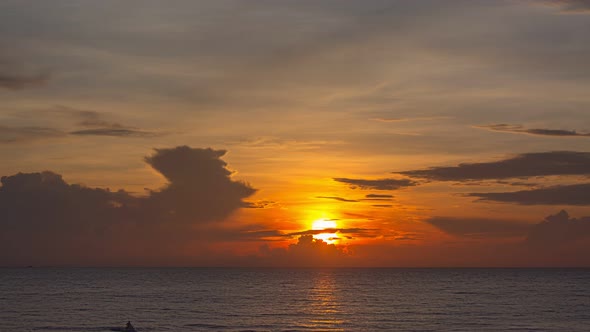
[1,268,589,331]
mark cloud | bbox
[362,194,394,202]
[0,146,256,265]
[68,110,162,137]
[468,183,590,206]
[333,177,416,190]
[425,216,531,238]
[1,105,161,142]
[526,210,590,247]
[257,235,351,267]
[0,72,50,90]
[0,126,66,143]
[316,196,358,202]
[476,124,590,138]
[495,180,539,188]
[398,151,590,181]
[539,0,590,13]
[365,194,393,198]
[69,128,159,137]
[286,227,378,238]
[243,200,278,209]
[370,116,451,123]
[143,146,257,223]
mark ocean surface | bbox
[1,268,589,331]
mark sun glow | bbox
[311,219,339,244]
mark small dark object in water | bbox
[125,321,136,332]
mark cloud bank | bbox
[0,146,256,265]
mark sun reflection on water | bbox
[303,270,347,330]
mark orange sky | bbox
[1,0,590,267]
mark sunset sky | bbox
[1,0,590,267]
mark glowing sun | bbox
[311,219,339,244]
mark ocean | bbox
[1,268,589,331]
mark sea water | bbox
[1,268,589,331]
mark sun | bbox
[311,219,339,244]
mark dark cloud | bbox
[0,72,50,90]
[495,180,539,188]
[477,124,590,138]
[286,227,378,238]
[2,106,161,142]
[362,194,393,202]
[0,125,66,143]
[316,196,358,202]
[0,146,256,265]
[143,146,257,223]
[333,177,416,190]
[526,210,590,247]
[426,216,530,238]
[69,110,162,137]
[243,200,278,209]
[398,151,590,181]
[257,235,351,267]
[69,128,159,137]
[366,194,393,198]
[540,0,590,13]
[371,204,393,208]
[468,183,590,206]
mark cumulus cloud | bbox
[468,183,590,206]
[476,124,590,138]
[398,151,590,181]
[0,146,256,265]
[526,210,590,247]
[333,177,416,190]
[257,235,351,267]
[426,216,530,238]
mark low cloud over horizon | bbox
[0,146,589,267]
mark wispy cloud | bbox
[398,151,590,181]
[316,196,359,202]
[476,124,590,138]
[0,72,50,90]
[334,177,416,190]
[370,116,451,123]
[286,227,379,239]
[365,194,393,198]
[0,125,66,143]
[468,183,590,206]
[538,0,590,13]
[69,128,159,137]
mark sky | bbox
[1,0,590,267]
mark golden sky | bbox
[1,0,590,266]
